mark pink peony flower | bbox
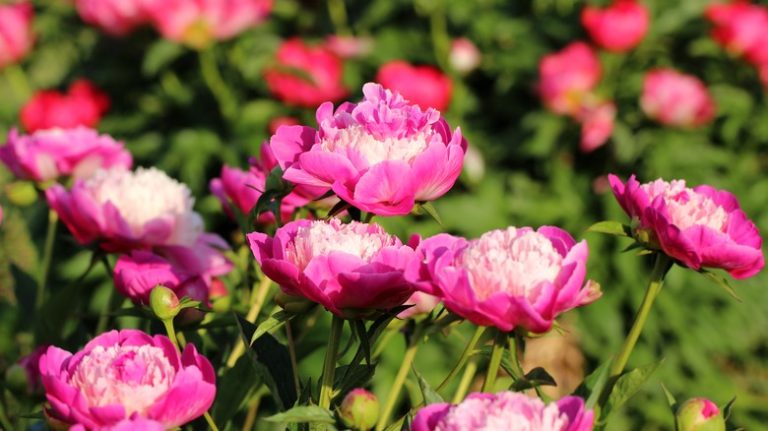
[578,100,616,153]
[0,127,132,183]
[21,79,111,133]
[581,0,650,52]
[268,116,300,135]
[326,35,374,59]
[269,83,466,216]
[39,329,215,429]
[706,1,768,67]
[75,0,149,36]
[18,345,48,393]
[413,392,594,431]
[247,218,418,317]
[640,69,716,127]
[538,42,602,117]
[376,61,453,111]
[0,1,34,69]
[397,291,441,319]
[46,167,204,252]
[70,417,166,431]
[609,175,764,279]
[449,38,482,75]
[407,226,600,333]
[143,0,272,49]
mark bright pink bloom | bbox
[71,417,166,431]
[538,42,602,117]
[144,0,272,49]
[75,0,148,36]
[407,226,600,333]
[248,218,418,317]
[581,0,650,52]
[0,2,33,69]
[449,38,482,75]
[376,61,452,111]
[46,167,204,252]
[39,329,215,429]
[264,38,348,108]
[268,116,299,135]
[640,69,715,127]
[0,128,131,183]
[706,1,768,67]
[578,101,615,153]
[413,392,594,431]
[269,83,466,216]
[609,175,764,279]
[21,79,111,133]
[326,35,373,59]
[398,291,441,319]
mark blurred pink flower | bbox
[75,0,149,36]
[376,61,453,111]
[413,392,594,431]
[449,38,481,75]
[21,79,111,133]
[407,226,600,333]
[264,38,348,108]
[248,218,418,317]
[609,174,764,279]
[0,127,132,183]
[46,167,204,252]
[144,0,272,49]
[0,1,34,69]
[578,100,615,153]
[640,69,715,127]
[269,83,466,216]
[706,1,768,67]
[581,0,650,52]
[326,35,373,59]
[39,329,215,429]
[538,42,602,117]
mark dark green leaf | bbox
[413,367,443,404]
[250,309,295,345]
[510,367,557,392]
[603,361,663,419]
[142,40,185,76]
[213,353,263,426]
[722,397,737,421]
[334,364,376,398]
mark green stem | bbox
[95,257,118,334]
[4,64,31,103]
[203,411,220,431]
[286,321,301,396]
[436,325,486,392]
[452,357,478,403]
[162,319,181,352]
[198,49,237,122]
[35,210,58,309]
[428,4,450,71]
[226,277,272,367]
[482,330,506,392]
[318,315,344,410]
[376,328,423,430]
[327,0,350,35]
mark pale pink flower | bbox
[449,38,482,75]
[39,330,215,429]
[413,392,594,431]
[397,291,441,319]
[641,69,715,127]
[0,1,34,69]
[581,0,650,52]
[326,35,373,59]
[376,61,453,111]
[269,83,466,216]
[0,127,132,183]
[538,42,601,117]
[75,0,149,36]
[609,175,764,279]
[578,100,615,153]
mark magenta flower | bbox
[270,83,466,216]
[39,329,216,429]
[706,1,768,67]
[248,218,417,317]
[538,42,602,117]
[0,127,132,183]
[71,417,166,431]
[640,69,716,128]
[407,226,600,333]
[0,1,34,69]
[75,0,149,36]
[376,61,453,111]
[581,0,650,52]
[577,100,616,153]
[609,175,764,279]
[413,392,594,431]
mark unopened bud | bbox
[339,388,379,431]
[149,286,180,321]
[676,398,725,431]
[449,38,481,75]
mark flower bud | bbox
[339,388,379,431]
[450,38,481,75]
[5,181,38,207]
[149,285,181,321]
[676,398,725,431]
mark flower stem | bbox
[376,327,423,430]
[436,325,485,392]
[95,257,118,334]
[226,277,272,367]
[198,48,237,122]
[203,411,220,431]
[318,315,344,410]
[482,330,506,392]
[286,320,301,395]
[327,0,350,35]
[452,357,478,403]
[35,209,58,309]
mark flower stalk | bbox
[482,330,506,392]
[319,315,345,410]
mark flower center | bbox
[320,124,433,166]
[460,228,563,301]
[640,179,728,232]
[435,393,569,431]
[68,344,175,416]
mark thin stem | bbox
[35,209,58,309]
[162,319,181,352]
[482,330,506,392]
[203,411,220,431]
[95,256,117,334]
[318,315,344,410]
[327,0,350,35]
[242,393,263,431]
[198,49,237,122]
[226,277,272,367]
[436,325,486,392]
[376,328,423,430]
[372,319,403,359]
[286,321,301,395]
[452,357,478,403]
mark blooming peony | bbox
[46,167,204,251]
[0,127,131,183]
[706,1,768,67]
[75,0,149,36]
[248,218,418,317]
[609,175,764,279]
[264,38,348,108]
[39,329,215,429]
[412,392,594,431]
[640,69,716,127]
[538,42,602,117]
[21,79,111,133]
[578,100,616,153]
[0,1,33,69]
[407,226,600,333]
[376,60,453,111]
[581,0,650,52]
[269,83,466,216]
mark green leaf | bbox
[333,364,376,398]
[510,367,557,392]
[264,405,336,424]
[603,360,663,419]
[660,383,677,412]
[700,269,742,302]
[413,366,444,404]
[722,396,737,421]
[249,309,294,345]
[213,353,263,426]
[352,320,371,365]
[142,40,185,77]
[572,360,610,410]
[419,202,443,226]
[586,221,632,237]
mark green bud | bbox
[149,286,181,321]
[339,388,379,431]
[5,181,38,207]
[4,363,29,394]
[676,398,725,431]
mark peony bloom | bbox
[248,218,418,317]
[538,42,602,117]
[264,38,348,108]
[70,417,166,431]
[376,61,453,111]
[143,0,272,49]
[75,0,149,36]
[326,35,374,59]
[449,38,482,75]
[413,392,594,431]
[269,83,466,216]
[609,175,764,279]
[397,291,441,319]
[0,2,33,69]
[706,1,768,67]
[640,69,716,127]
[407,226,600,333]
[581,0,650,52]
[39,329,215,429]
[46,167,204,252]
[21,79,111,133]
[578,100,615,153]
[268,116,299,135]
[0,128,131,183]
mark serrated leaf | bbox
[587,221,632,237]
[414,367,443,404]
[510,367,557,392]
[265,405,335,424]
[603,360,663,419]
[700,269,742,302]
